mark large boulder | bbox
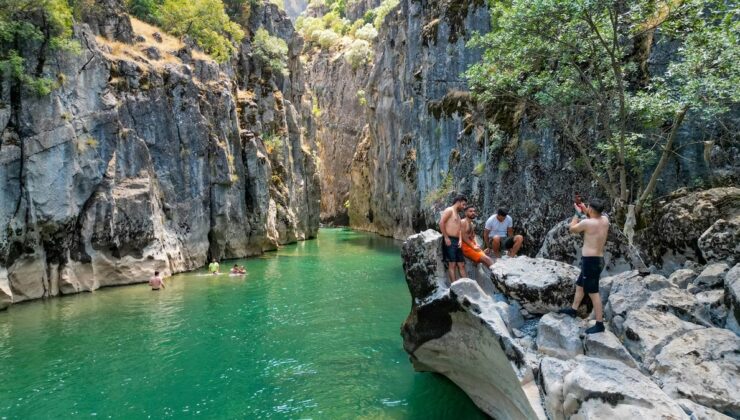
[537,220,647,273]
[675,399,734,420]
[725,264,740,334]
[541,356,689,419]
[615,308,703,366]
[669,268,697,289]
[698,215,740,265]
[490,256,579,314]
[400,230,448,303]
[0,267,11,311]
[692,263,730,291]
[605,272,654,319]
[401,231,545,419]
[583,330,639,369]
[536,313,584,359]
[637,187,740,269]
[651,328,740,417]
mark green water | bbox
[0,229,484,419]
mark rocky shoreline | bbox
[401,229,739,419]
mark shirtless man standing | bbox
[460,205,495,270]
[439,195,468,283]
[558,198,609,334]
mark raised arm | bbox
[569,216,588,234]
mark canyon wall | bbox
[0,2,320,308]
[308,0,738,254]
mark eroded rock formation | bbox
[0,2,320,309]
[401,229,740,419]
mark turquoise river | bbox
[0,229,485,419]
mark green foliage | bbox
[252,27,289,74]
[354,23,378,41]
[466,0,739,211]
[127,0,163,23]
[424,172,454,206]
[473,161,485,176]
[316,29,339,48]
[356,89,367,106]
[0,0,78,96]
[311,98,322,118]
[268,0,284,11]
[373,0,399,30]
[158,0,244,62]
[344,39,372,69]
[262,131,282,154]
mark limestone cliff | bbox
[306,0,737,253]
[0,2,320,308]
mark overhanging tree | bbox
[466,0,739,220]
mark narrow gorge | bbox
[1,0,738,418]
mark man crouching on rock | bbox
[558,198,609,334]
[439,195,468,283]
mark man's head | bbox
[496,207,508,221]
[234,264,238,268]
[587,199,606,217]
[575,193,583,204]
[464,205,477,219]
[154,271,160,276]
[452,195,468,210]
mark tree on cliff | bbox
[0,0,78,96]
[466,0,739,220]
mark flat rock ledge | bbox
[401,230,740,419]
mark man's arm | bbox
[569,216,588,233]
[483,228,490,249]
[507,226,514,237]
[439,208,452,245]
[461,220,476,248]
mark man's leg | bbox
[457,262,467,280]
[509,235,524,257]
[447,263,457,283]
[558,285,584,317]
[480,253,495,268]
[585,292,605,333]
[492,236,502,258]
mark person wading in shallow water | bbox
[149,271,165,290]
[460,205,496,270]
[558,198,609,334]
[208,259,220,275]
[439,195,468,283]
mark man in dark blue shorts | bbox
[439,195,468,283]
[558,199,610,334]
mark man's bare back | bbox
[571,215,609,256]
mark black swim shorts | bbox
[576,256,605,294]
[442,237,465,263]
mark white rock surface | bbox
[676,398,734,420]
[669,268,697,289]
[724,264,740,334]
[560,356,689,419]
[536,313,584,359]
[0,267,11,310]
[617,308,703,365]
[693,263,730,290]
[651,328,740,417]
[583,330,639,369]
[490,256,580,314]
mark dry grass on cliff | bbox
[97,16,212,68]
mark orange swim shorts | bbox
[461,241,486,264]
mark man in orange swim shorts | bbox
[461,205,495,270]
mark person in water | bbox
[439,195,468,283]
[230,264,246,275]
[208,259,220,275]
[149,271,165,290]
[460,205,496,270]
[483,207,524,258]
[558,198,610,334]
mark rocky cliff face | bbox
[0,2,319,309]
[307,0,737,255]
[402,229,740,419]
